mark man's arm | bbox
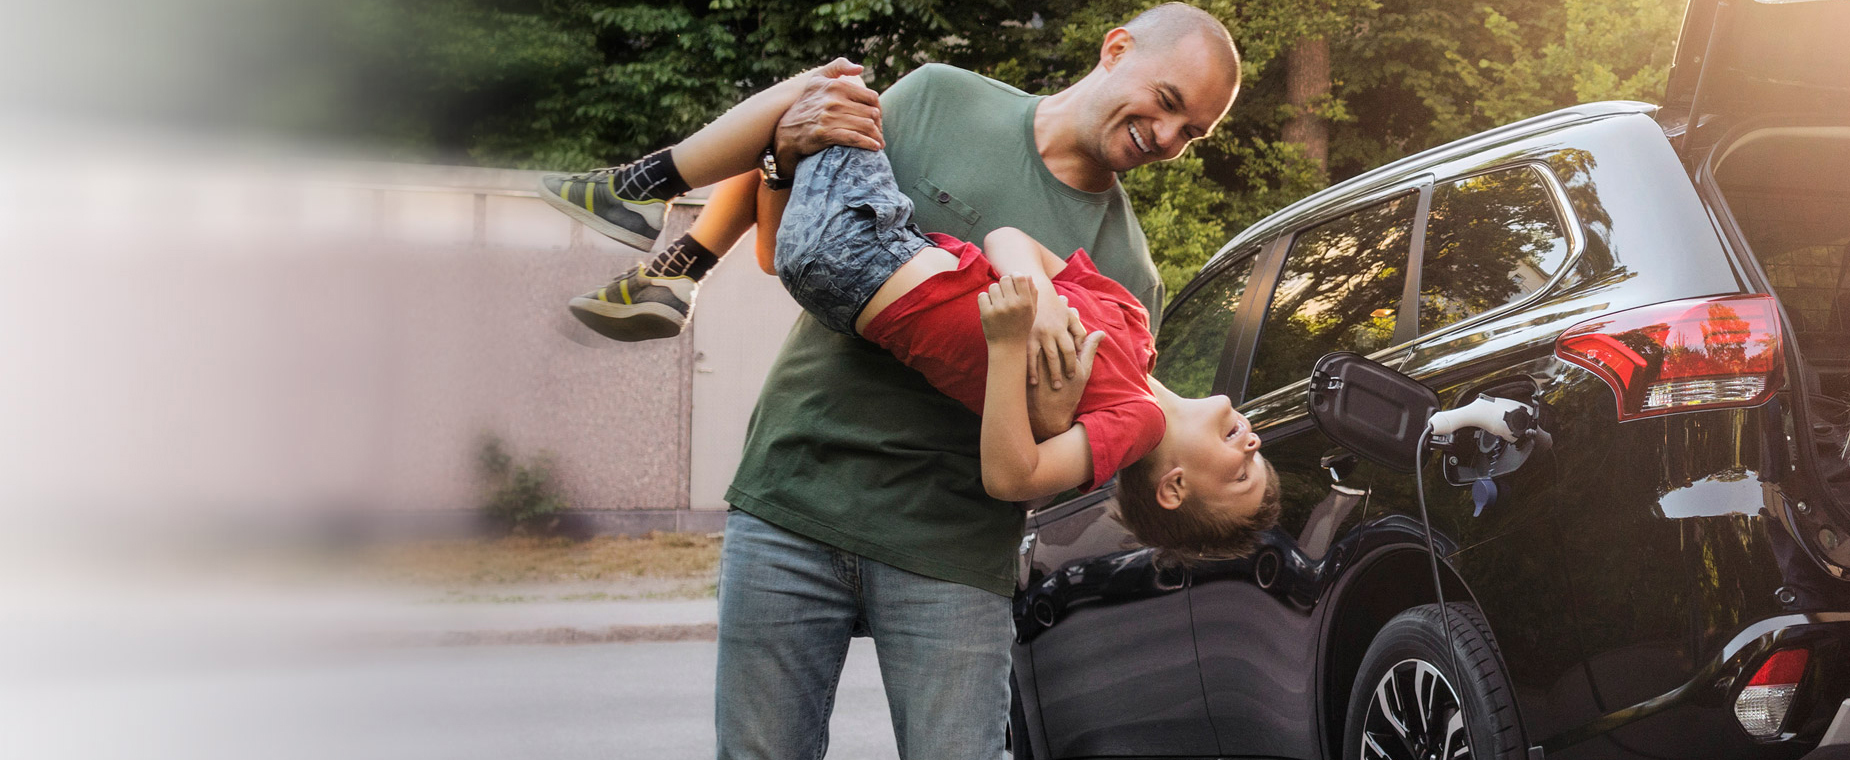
[983,227,1105,442]
[977,275,1095,501]
[749,64,888,231]
[758,65,1099,441]
[981,227,1098,391]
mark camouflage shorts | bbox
[774,146,934,336]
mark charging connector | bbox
[1428,395,1537,442]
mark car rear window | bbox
[1418,165,1572,334]
[1154,253,1258,398]
[1245,192,1418,400]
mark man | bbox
[718,5,1243,757]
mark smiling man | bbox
[717,4,1242,759]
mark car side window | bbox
[1245,193,1419,401]
[1419,166,1572,333]
[1153,253,1258,398]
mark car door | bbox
[1013,249,1263,759]
[1190,185,1428,758]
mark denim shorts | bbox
[774,146,935,336]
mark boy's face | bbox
[1165,395,1269,520]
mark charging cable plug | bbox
[1427,395,1537,442]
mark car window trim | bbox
[1224,235,1291,402]
[1152,244,1265,400]
[1402,160,1588,345]
[1395,181,1438,343]
[1160,243,1258,323]
[1227,180,1431,405]
[1234,160,1590,411]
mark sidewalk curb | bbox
[357,622,718,647]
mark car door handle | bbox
[1321,448,1359,481]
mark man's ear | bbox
[1155,466,1186,510]
[1099,27,1134,71]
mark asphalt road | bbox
[5,638,902,760]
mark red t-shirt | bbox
[862,233,1166,492]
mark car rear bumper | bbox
[1542,612,1850,757]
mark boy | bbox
[539,66,1278,558]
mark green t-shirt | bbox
[725,64,1162,596]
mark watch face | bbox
[760,148,791,190]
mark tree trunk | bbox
[1282,35,1331,175]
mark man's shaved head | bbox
[1122,3,1241,90]
[1043,1,1244,186]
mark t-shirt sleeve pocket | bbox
[910,177,981,237]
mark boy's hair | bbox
[1114,455,1281,565]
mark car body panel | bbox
[1018,492,1217,758]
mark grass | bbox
[357,532,722,597]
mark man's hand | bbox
[1027,329,1103,441]
[1028,295,1089,391]
[979,274,1038,346]
[773,58,884,173]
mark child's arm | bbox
[980,228,1093,391]
[754,181,790,275]
[977,274,1096,501]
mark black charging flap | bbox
[1307,352,1440,473]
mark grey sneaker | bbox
[538,170,667,250]
[568,265,697,342]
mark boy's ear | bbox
[1155,466,1186,510]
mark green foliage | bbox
[1337,0,1686,168]
[1121,152,1232,297]
[477,434,569,529]
[332,0,1691,296]
[332,0,1036,167]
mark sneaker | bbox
[538,170,668,250]
[568,265,697,342]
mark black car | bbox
[1008,1,1850,758]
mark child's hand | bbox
[1028,295,1089,390]
[978,274,1037,346]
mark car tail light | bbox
[1555,294,1784,421]
[1734,648,1809,738]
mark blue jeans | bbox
[715,509,1012,760]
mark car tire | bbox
[1342,602,1525,760]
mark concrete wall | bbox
[0,154,799,537]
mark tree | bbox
[325,0,1036,167]
[312,0,1690,299]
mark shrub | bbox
[476,434,568,531]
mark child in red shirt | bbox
[541,66,1278,559]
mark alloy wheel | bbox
[1359,658,1470,760]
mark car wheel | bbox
[1343,603,1524,760]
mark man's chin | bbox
[1111,155,1159,173]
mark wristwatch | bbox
[760,146,793,191]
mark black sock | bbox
[606,147,691,203]
[646,233,719,280]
